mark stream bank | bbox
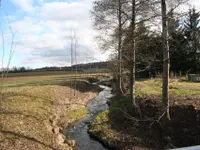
[49,80,103,150]
[88,95,200,150]
[63,84,113,150]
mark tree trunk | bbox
[161,0,170,121]
[194,31,197,72]
[130,0,136,105]
[70,37,73,99]
[117,0,123,96]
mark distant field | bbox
[4,71,109,77]
[5,71,71,77]
[1,72,109,87]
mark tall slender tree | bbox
[160,0,189,121]
[161,0,170,121]
[129,0,136,104]
[129,0,154,105]
[117,0,123,95]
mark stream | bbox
[66,85,113,150]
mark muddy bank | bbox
[89,96,200,150]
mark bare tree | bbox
[129,0,136,105]
[0,7,16,95]
[117,0,123,95]
[160,0,188,122]
[91,0,130,95]
[161,0,170,121]
[69,28,78,97]
[0,2,16,131]
[124,0,155,105]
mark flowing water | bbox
[66,85,113,150]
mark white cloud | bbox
[11,17,43,34]
[41,1,91,22]
[9,0,200,67]
[10,0,35,12]
[190,0,200,8]
[9,0,107,67]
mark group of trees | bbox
[11,66,29,72]
[91,0,200,121]
[8,62,111,73]
[167,8,200,74]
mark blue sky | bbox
[0,0,108,69]
[0,0,200,69]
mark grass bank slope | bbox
[0,74,102,150]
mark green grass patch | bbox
[89,96,131,147]
[136,79,162,97]
[89,110,119,147]
[66,106,87,120]
[58,106,88,128]
[92,110,109,123]
[135,78,200,98]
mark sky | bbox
[0,0,200,69]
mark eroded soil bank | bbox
[89,96,200,150]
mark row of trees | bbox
[7,62,111,73]
[91,0,199,121]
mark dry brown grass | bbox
[0,74,101,150]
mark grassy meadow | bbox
[136,78,200,98]
[0,72,107,150]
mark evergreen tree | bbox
[168,10,188,73]
[184,8,200,73]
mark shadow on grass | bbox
[5,77,101,93]
[0,110,43,122]
[136,78,152,82]
[1,130,55,149]
[1,91,54,105]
